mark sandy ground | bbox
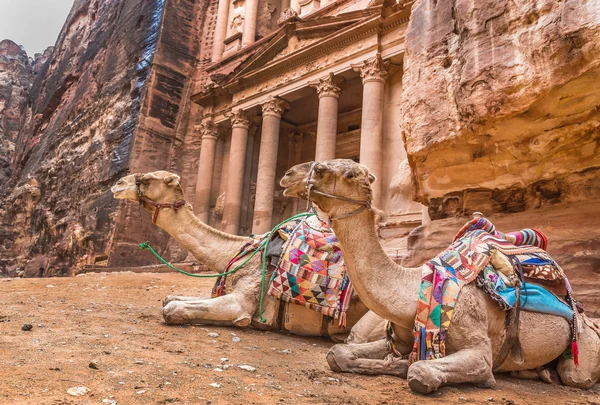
[0,272,599,405]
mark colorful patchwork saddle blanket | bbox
[267,215,353,326]
[410,217,579,364]
[212,213,353,326]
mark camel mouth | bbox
[111,185,129,199]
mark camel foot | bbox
[407,362,443,394]
[475,376,496,389]
[233,315,251,327]
[326,347,344,373]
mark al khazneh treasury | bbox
[190,0,420,236]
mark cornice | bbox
[225,15,382,93]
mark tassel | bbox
[572,341,579,366]
[339,311,347,329]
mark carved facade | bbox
[188,0,419,236]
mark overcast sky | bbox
[0,0,74,56]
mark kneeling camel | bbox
[111,169,370,341]
[280,159,600,393]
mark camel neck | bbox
[154,205,251,271]
[332,208,421,329]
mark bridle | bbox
[304,161,372,221]
[134,174,187,224]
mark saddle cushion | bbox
[411,217,577,364]
[267,215,354,326]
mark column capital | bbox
[195,121,219,140]
[309,73,342,99]
[227,109,251,129]
[352,54,390,84]
[261,96,290,118]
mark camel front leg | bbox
[163,295,210,307]
[407,345,495,394]
[326,340,409,377]
[162,293,254,327]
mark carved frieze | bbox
[309,72,342,99]
[352,54,390,84]
[261,96,290,117]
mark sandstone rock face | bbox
[0,0,171,276]
[0,0,213,275]
[401,0,600,210]
[400,0,600,314]
[0,41,34,187]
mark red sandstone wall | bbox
[0,0,169,275]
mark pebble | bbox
[45,284,56,288]
[238,364,256,372]
[207,332,219,338]
[220,357,228,363]
[213,368,224,372]
[67,386,90,396]
[89,361,99,370]
[136,390,146,394]
[101,399,118,405]
[232,337,241,343]
[134,359,145,365]
[209,383,221,388]
[21,324,33,331]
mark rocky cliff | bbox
[0,0,170,276]
[0,0,213,276]
[400,0,600,315]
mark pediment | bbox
[224,7,382,84]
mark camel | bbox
[280,159,600,393]
[110,170,371,341]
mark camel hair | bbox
[111,169,376,341]
[280,158,600,394]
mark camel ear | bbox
[368,173,376,184]
[163,173,181,187]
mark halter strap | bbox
[304,162,372,221]
[135,174,187,224]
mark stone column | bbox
[222,109,251,234]
[288,132,304,215]
[353,55,389,207]
[211,0,231,62]
[310,73,341,161]
[194,121,219,223]
[252,96,289,234]
[242,0,259,47]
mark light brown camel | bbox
[280,159,600,393]
[111,170,370,340]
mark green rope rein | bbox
[138,212,314,323]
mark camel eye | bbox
[344,171,355,179]
[315,166,325,176]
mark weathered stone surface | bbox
[400,0,600,313]
[0,40,34,188]
[401,0,600,207]
[0,0,170,276]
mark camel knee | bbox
[327,344,351,373]
[407,362,444,394]
[558,359,597,389]
[163,295,178,307]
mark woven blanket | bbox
[410,217,573,364]
[267,216,353,326]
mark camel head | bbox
[111,170,184,211]
[283,159,376,220]
[280,161,313,198]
